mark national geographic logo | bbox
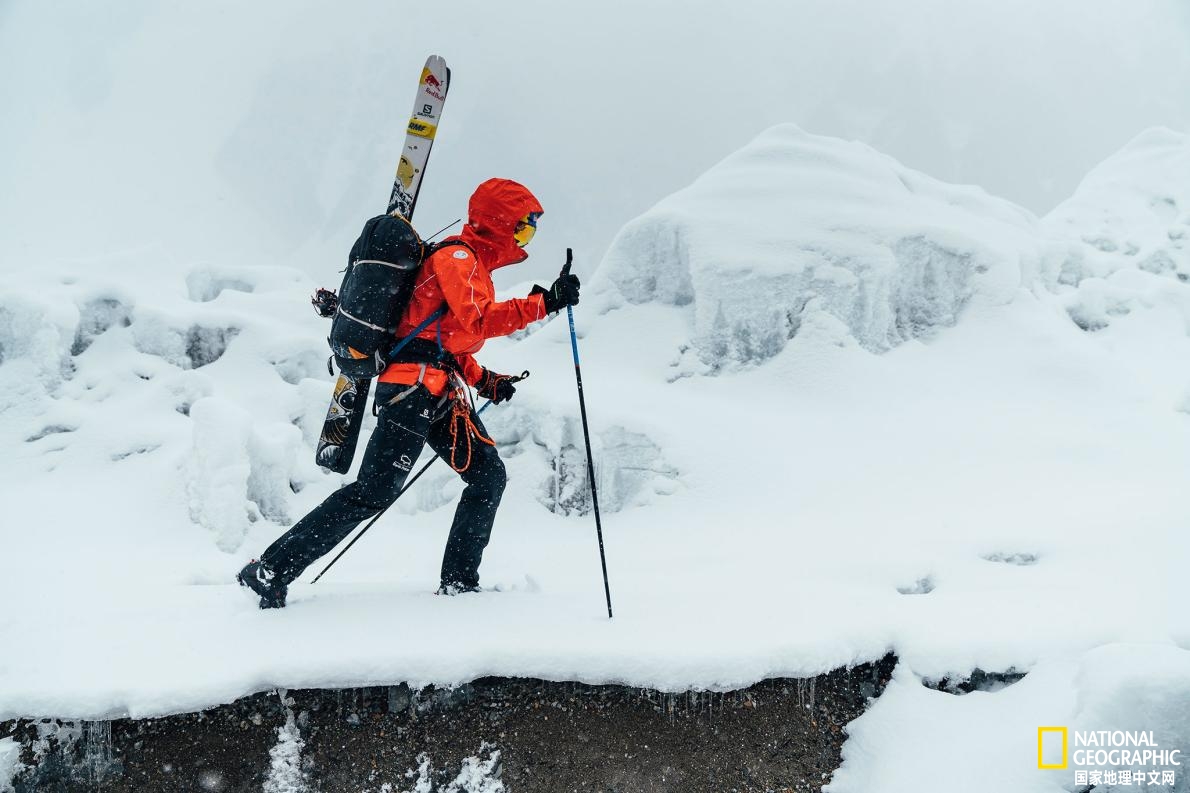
[1039,727,1180,787]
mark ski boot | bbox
[436,582,482,596]
[236,559,288,609]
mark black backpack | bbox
[327,214,464,378]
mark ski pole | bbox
[311,372,527,584]
[561,249,614,619]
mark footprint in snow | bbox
[26,424,76,442]
[896,576,935,595]
[483,575,542,594]
[981,552,1039,566]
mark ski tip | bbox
[422,55,450,97]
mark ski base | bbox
[315,374,372,474]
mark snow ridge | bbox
[596,124,1041,370]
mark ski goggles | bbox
[514,212,541,248]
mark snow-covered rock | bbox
[1039,128,1190,342]
[596,124,1043,370]
[1043,127,1190,286]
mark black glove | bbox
[531,272,581,314]
[477,368,517,404]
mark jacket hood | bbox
[461,178,544,270]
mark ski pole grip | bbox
[561,248,573,277]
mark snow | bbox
[1042,128,1190,350]
[439,746,504,793]
[264,705,308,793]
[2,117,1190,791]
[827,659,1079,792]
[1071,645,1190,756]
[398,745,504,793]
[1043,128,1190,284]
[830,645,1190,792]
[0,737,21,793]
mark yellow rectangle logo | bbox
[1038,726,1068,769]
[407,118,437,139]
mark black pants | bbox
[261,383,506,589]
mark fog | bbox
[2,0,1188,284]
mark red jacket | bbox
[378,178,547,393]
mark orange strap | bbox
[446,389,495,472]
[377,363,450,395]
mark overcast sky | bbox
[3,0,1189,284]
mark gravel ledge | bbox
[2,654,895,793]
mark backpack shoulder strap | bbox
[427,236,476,259]
[384,236,472,363]
[387,305,446,361]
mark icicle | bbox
[80,720,117,785]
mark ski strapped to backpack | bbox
[315,54,450,474]
[313,231,469,472]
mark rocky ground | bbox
[3,655,894,793]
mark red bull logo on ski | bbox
[421,68,445,101]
